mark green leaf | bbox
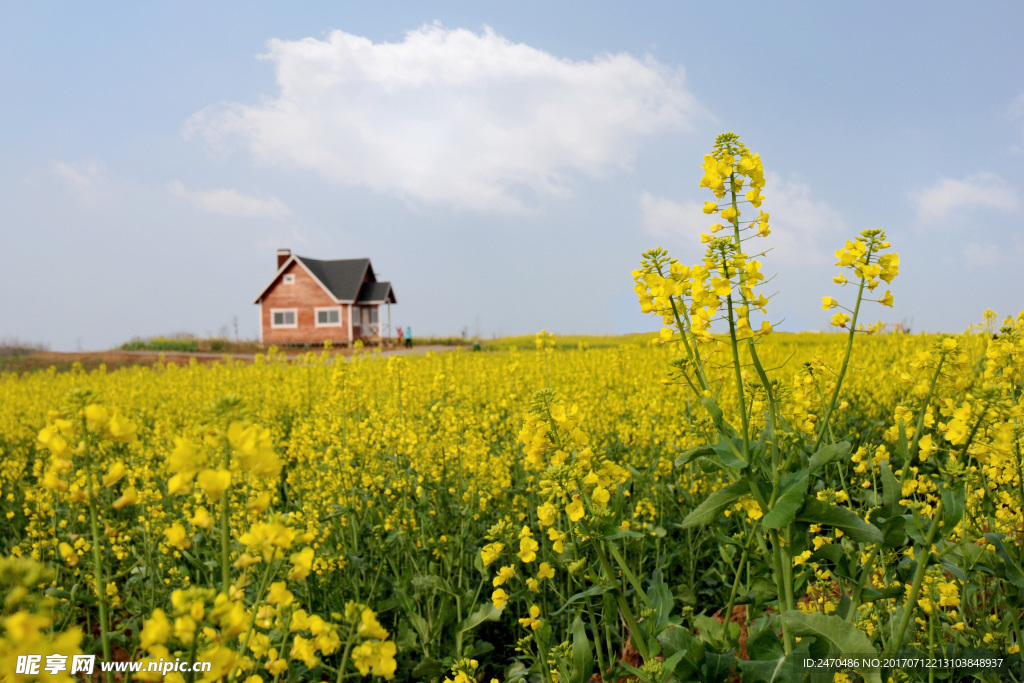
[463,641,494,658]
[763,469,809,529]
[694,614,738,647]
[536,621,552,655]
[746,620,784,662]
[701,651,737,683]
[713,436,748,469]
[660,650,690,682]
[940,482,966,531]
[503,661,529,683]
[860,585,903,602]
[808,441,851,473]
[411,658,445,678]
[549,585,607,616]
[700,395,739,437]
[983,533,1024,587]
[682,480,750,527]
[646,567,674,633]
[675,445,716,467]
[754,418,774,460]
[738,657,788,683]
[657,625,703,679]
[696,456,722,473]
[599,524,644,541]
[938,559,966,584]
[456,603,501,636]
[407,613,429,644]
[569,615,594,683]
[879,462,901,518]
[782,611,881,683]
[896,418,910,462]
[878,515,906,549]
[617,662,646,679]
[808,543,854,582]
[795,500,883,544]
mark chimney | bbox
[277,248,291,269]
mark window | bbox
[283,274,295,285]
[315,307,341,327]
[352,307,361,326]
[271,309,297,328]
[367,307,379,324]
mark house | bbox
[253,249,397,346]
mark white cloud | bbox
[52,160,111,204]
[763,172,846,263]
[167,181,291,220]
[909,172,1018,223]
[639,192,706,241]
[964,242,1002,268]
[639,172,845,263]
[184,23,704,212]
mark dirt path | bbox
[4,345,457,374]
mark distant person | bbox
[396,326,404,347]
[405,326,412,348]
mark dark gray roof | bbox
[296,257,370,301]
[357,281,397,304]
[254,254,398,304]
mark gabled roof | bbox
[253,255,397,304]
[299,257,372,301]
[357,281,397,304]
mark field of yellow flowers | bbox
[3,134,1024,683]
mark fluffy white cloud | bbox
[639,172,845,263]
[52,160,111,204]
[185,24,703,211]
[909,172,1018,223]
[762,172,847,263]
[963,242,1002,268]
[167,181,290,220]
[639,192,707,241]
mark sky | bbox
[1,2,1022,351]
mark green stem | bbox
[721,256,751,459]
[334,619,361,683]
[220,439,231,595]
[585,596,608,680]
[592,540,649,662]
[228,560,278,682]
[606,541,652,609]
[722,522,760,644]
[83,429,113,683]
[848,548,879,623]
[185,633,200,683]
[890,499,944,652]
[769,533,794,653]
[727,171,780,466]
[815,266,871,450]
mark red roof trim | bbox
[252,256,353,305]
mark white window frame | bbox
[283,274,295,285]
[352,307,362,326]
[315,306,342,328]
[271,308,298,329]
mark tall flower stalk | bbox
[633,133,899,675]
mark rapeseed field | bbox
[2,134,1022,683]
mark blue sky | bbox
[2,2,1022,350]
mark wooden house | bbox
[253,249,397,346]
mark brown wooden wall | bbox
[259,262,351,345]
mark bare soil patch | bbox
[1,345,456,375]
